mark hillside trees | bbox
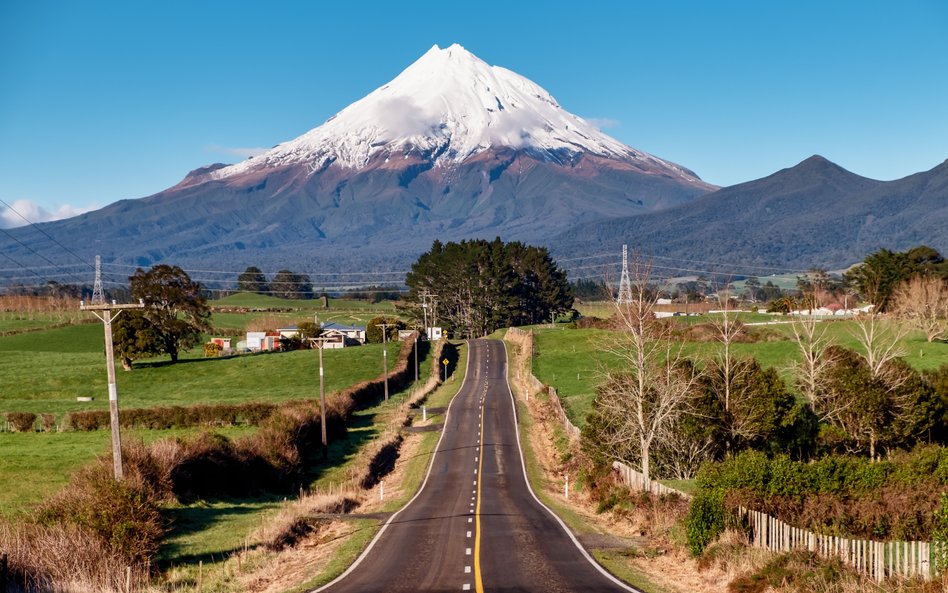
[129,265,211,363]
[844,246,947,312]
[237,266,269,294]
[404,238,573,337]
[269,270,314,300]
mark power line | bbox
[0,198,95,271]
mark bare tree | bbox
[851,314,910,384]
[706,289,755,453]
[788,314,839,421]
[890,275,948,343]
[596,256,700,482]
[849,313,911,458]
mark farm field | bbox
[0,321,402,418]
[0,292,448,590]
[532,315,948,427]
[0,425,257,516]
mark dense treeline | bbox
[404,238,573,338]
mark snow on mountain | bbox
[212,43,701,183]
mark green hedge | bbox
[686,446,948,554]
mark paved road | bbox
[317,339,636,593]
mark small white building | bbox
[246,331,267,351]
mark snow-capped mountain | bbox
[1,44,717,274]
[210,43,706,186]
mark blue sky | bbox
[1,0,947,226]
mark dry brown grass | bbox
[254,491,363,552]
[0,521,149,593]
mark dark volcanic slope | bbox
[1,149,712,273]
[551,156,948,270]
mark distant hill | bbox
[551,155,948,271]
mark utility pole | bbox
[419,290,438,339]
[414,332,419,382]
[80,297,145,480]
[378,323,394,401]
[309,336,332,457]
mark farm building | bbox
[321,322,366,344]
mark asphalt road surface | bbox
[317,339,637,593]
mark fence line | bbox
[611,460,692,499]
[505,327,579,440]
[738,506,940,582]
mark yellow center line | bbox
[474,375,486,593]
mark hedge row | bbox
[686,446,948,553]
[66,402,278,431]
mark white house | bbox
[318,322,366,348]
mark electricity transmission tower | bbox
[616,244,633,304]
[91,255,104,304]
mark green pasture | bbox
[532,317,948,427]
[0,425,257,516]
[209,292,398,312]
[207,293,403,334]
[0,322,402,417]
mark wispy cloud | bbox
[0,199,98,229]
[584,117,621,130]
[206,144,270,159]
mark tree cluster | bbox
[237,266,314,299]
[404,238,574,338]
[844,245,948,312]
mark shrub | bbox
[41,413,56,432]
[67,411,109,431]
[934,492,948,573]
[687,489,726,556]
[7,411,36,432]
[203,341,222,357]
[38,464,165,564]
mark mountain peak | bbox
[210,45,708,187]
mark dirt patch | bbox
[403,423,443,433]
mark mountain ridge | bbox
[550,155,948,270]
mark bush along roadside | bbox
[685,446,948,556]
[2,334,429,592]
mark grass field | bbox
[0,425,258,516]
[208,293,398,312]
[532,316,948,427]
[0,322,402,417]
